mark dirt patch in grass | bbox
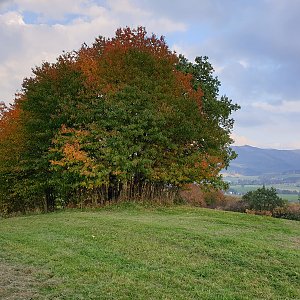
[0,260,42,299]
[0,260,58,300]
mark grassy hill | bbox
[0,205,299,299]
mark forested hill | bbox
[227,145,300,175]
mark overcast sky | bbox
[0,0,299,149]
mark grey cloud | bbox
[0,0,9,9]
[213,2,300,102]
[0,0,299,148]
[134,0,252,27]
[233,106,275,128]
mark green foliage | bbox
[177,55,240,160]
[242,186,286,212]
[0,27,239,214]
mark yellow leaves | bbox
[63,142,89,163]
[193,153,225,181]
[59,124,89,137]
[49,160,64,167]
[158,102,173,114]
[111,170,124,176]
[50,125,95,174]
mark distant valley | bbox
[223,145,300,201]
[226,145,300,176]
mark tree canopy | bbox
[242,186,285,212]
[0,27,239,214]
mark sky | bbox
[0,0,299,149]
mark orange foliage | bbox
[50,125,99,179]
[0,102,26,167]
[62,142,88,163]
[76,26,202,110]
[174,70,203,111]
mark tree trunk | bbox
[45,186,55,212]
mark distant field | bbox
[0,205,299,299]
[277,194,299,202]
[229,184,300,202]
[229,184,262,194]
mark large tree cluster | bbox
[0,27,239,214]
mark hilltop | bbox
[0,205,299,299]
[227,145,300,176]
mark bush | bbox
[245,209,272,216]
[179,184,206,207]
[179,184,247,212]
[242,186,285,212]
[203,189,225,208]
[273,203,300,221]
[221,195,247,212]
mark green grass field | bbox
[278,194,300,202]
[0,204,299,299]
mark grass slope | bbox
[0,205,299,299]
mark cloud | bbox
[7,0,92,22]
[253,100,300,114]
[0,0,187,104]
[0,11,24,25]
[0,0,299,149]
[164,0,300,110]
[231,133,256,147]
[0,0,10,8]
[107,0,150,17]
[230,97,300,149]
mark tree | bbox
[0,101,29,213]
[242,186,285,212]
[0,27,240,213]
[177,55,240,169]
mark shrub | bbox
[179,184,246,211]
[273,203,300,221]
[221,195,247,212]
[245,209,272,216]
[179,184,206,206]
[203,189,225,208]
[242,186,285,213]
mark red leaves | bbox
[174,70,203,111]
[0,102,26,168]
[76,26,187,97]
[0,103,22,139]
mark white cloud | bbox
[148,18,186,33]
[231,133,256,147]
[238,59,249,69]
[11,0,89,21]
[252,100,300,113]
[107,0,150,17]
[0,0,187,104]
[1,0,299,149]
[0,11,25,25]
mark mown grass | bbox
[0,204,299,299]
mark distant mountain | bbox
[226,145,300,175]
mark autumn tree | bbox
[177,55,240,170]
[0,27,239,213]
[0,102,28,213]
